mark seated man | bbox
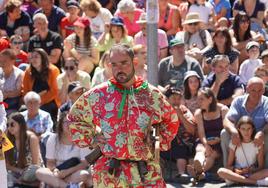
[202,55,244,106]
[221,77,268,167]
[158,38,204,90]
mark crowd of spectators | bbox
[1,0,268,187]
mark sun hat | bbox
[182,12,203,25]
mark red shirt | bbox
[15,50,28,67]
[60,16,79,38]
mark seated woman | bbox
[57,57,91,105]
[0,49,24,114]
[217,116,268,186]
[187,87,228,181]
[160,86,196,181]
[230,11,264,64]
[35,111,92,188]
[21,91,53,137]
[23,48,60,123]
[158,0,181,41]
[114,0,144,37]
[63,17,99,75]
[182,71,201,115]
[91,51,112,87]
[5,112,42,186]
[97,16,133,53]
[202,27,240,74]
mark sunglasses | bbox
[12,41,23,45]
[240,19,249,24]
[7,122,15,128]
[188,22,198,26]
[64,66,75,71]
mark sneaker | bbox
[257,177,268,186]
[66,182,80,188]
[175,173,190,184]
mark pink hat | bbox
[74,17,90,28]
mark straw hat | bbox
[182,12,203,25]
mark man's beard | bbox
[114,67,135,84]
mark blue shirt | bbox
[209,0,231,19]
[21,109,53,135]
[34,5,66,32]
[202,72,244,101]
[226,94,268,131]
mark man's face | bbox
[39,0,53,15]
[170,44,185,58]
[8,7,21,20]
[214,60,229,74]
[0,55,14,68]
[33,18,48,33]
[247,82,264,101]
[109,50,135,84]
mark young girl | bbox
[217,116,268,186]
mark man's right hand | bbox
[215,71,229,85]
[231,130,241,146]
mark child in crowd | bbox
[60,0,81,39]
[217,116,268,186]
[239,41,262,85]
[160,86,196,182]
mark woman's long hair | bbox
[30,48,49,81]
[199,87,217,112]
[5,113,28,168]
[233,11,252,42]
[213,27,233,54]
[75,26,92,49]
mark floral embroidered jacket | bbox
[68,78,179,187]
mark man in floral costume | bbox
[68,44,179,187]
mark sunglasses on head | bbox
[64,66,75,71]
[12,41,23,45]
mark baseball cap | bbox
[110,17,124,26]
[66,0,79,8]
[246,41,260,51]
[169,38,184,48]
[74,17,90,28]
[164,86,182,98]
[67,81,85,94]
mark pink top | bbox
[134,29,168,61]
[158,3,177,34]
[115,9,144,37]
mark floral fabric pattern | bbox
[68,79,179,187]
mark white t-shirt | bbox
[239,58,263,85]
[229,141,260,169]
[46,133,91,166]
[188,3,213,24]
[87,8,112,39]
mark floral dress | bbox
[68,78,179,187]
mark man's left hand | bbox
[254,131,264,147]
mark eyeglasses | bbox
[188,22,198,26]
[64,66,75,71]
[12,41,23,45]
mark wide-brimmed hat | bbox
[74,17,90,28]
[182,12,203,25]
[136,12,147,24]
